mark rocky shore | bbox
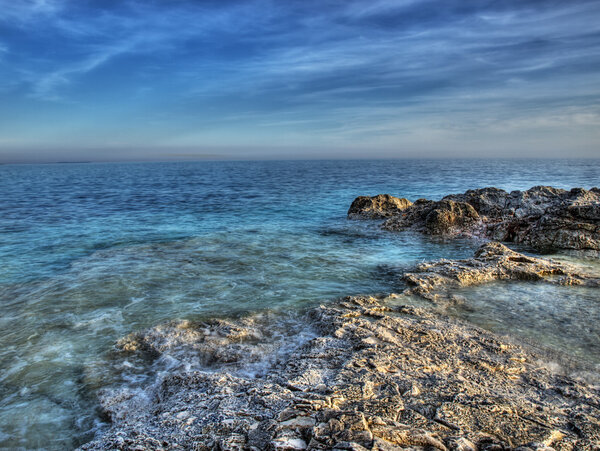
[81,242,600,450]
[402,241,598,304]
[348,186,600,250]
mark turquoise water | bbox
[0,159,599,449]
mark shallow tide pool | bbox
[447,281,600,369]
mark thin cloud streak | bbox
[0,0,599,160]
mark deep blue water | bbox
[0,159,599,449]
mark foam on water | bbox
[0,159,599,448]
[96,309,319,434]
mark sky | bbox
[0,0,599,162]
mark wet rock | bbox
[485,187,600,251]
[347,194,413,219]
[403,241,597,303]
[115,313,315,379]
[81,289,600,450]
[117,318,266,366]
[354,186,600,250]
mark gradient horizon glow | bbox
[0,0,599,163]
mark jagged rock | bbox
[443,186,570,219]
[80,277,600,450]
[443,187,509,218]
[486,187,600,250]
[351,186,600,250]
[115,313,315,377]
[347,194,413,219]
[383,199,480,235]
[403,241,597,303]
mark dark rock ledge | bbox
[81,243,600,450]
[348,187,600,251]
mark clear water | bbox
[0,159,598,449]
[448,282,600,367]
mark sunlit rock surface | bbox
[81,246,600,450]
[350,186,600,250]
[348,194,413,219]
[383,199,480,236]
[403,241,598,304]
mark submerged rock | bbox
[81,248,600,450]
[118,318,267,366]
[350,186,600,250]
[348,194,413,219]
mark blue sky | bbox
[0,0,599,162]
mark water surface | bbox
[0,159,598,448]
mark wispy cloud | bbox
[0,0,599,158]
[0,0,66,25]
[11,0,284,99]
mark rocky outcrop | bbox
[350,186,600,250]
[82,245,600,450]
[348,194,413,219]
[484,187,600,251]
[403,241,598,303]
[383,199,480,235]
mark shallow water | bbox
[0,159,599,449]
[448,282,600,368]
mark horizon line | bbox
[2,155,600,166]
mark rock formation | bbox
[383,199,480,236]
[81,244,600,450]
[403,241,598,303]
[347,194,413,219]
[350,187,600,251]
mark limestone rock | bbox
[81,278,600,450]
[403,241,596,303]
[443,187,509,218]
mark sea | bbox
[0,159,599,449]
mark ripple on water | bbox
[1,159,598,448]
[0,228,477,449]
[446,282,600,370]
